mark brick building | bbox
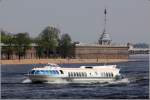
[74,43,129,59]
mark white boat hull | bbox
[26,63,122,84]
[28,75,116,84]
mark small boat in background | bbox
[26,63,123,83]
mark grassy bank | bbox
[1,59,129,65]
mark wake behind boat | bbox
[26,63,124,83]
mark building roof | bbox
[100,32,111,41]
[75,42,128,47]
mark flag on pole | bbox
[104,8,107,14]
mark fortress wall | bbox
[74,46,129,59]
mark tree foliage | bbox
[1,31,14,59]
[59,33,73,58]
[36,26,60,58]
[1,26,75,59]
[13,32,31,60]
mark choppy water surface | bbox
[1,55,149,99]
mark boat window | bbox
[31,70,35,74]
[60,70,64,74]
[89,73,91,76]
[81,72,83,77]
[109,73,111,77]
[51,70,55,74]
[46,70,50,75]
[68,72,70,77]
[39,70,44,74]
[100,73,102,77]
[34,70,40,74]
[111,73,113,77]
[55,70,59,74]
[42,70,47,75]
[95,72,98,75]
[80,72,82,77]
[79,72,81,77]
[46,70,49,74]
[105,72,108,77]
[81,72,84,77]
[101,73,104,77]
[78,72,81,77]
[54,70,58,74]
[74,72,76,77]
[84,72,87,77]
[85,66,93,69]
[108,72,110,77]
[78,72,80,77]
[108,73,110,77]
[70,72,73,77]
[106,73,108,77]
[76,72,78,77]
[107,73,109,77]
[103,73,105,77]
[53,70,57,74]
[40,70,44,73]
[50,70,52,74]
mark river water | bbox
[1,55,149,99]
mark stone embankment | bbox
[1,59,129,65]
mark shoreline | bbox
[1,59,129,65]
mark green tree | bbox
[59,33,73,58]
[1,31,14,60]
[37,26,60,58]
[34,37,44,59]
[13,32,31,60]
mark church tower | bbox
[99,8,111,45]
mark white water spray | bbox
[22,78,32,83]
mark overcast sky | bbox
[0,0,150,43]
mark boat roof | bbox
[80,65,116,69]
[32,64,117,71]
